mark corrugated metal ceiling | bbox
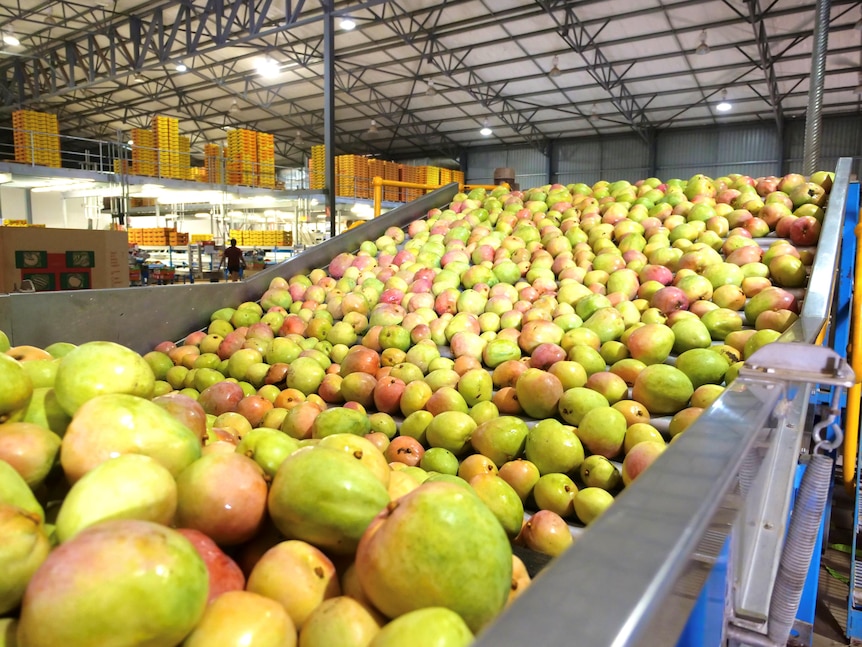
[0,0,858,166]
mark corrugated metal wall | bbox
[555,135,648,185]
[461,114,861,186]
[465,145,547,187]
[656,123,780,179]
[784,115,861,179]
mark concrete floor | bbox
[812,484,855,647]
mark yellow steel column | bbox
[844,216,862,492]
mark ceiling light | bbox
[256,56,280,78]
[426,79,437,96]
[294,130,305,145]
[479,118,492,137]
[549,56,562,78]
[695,31,710,55]
[367,119,379,134]
[175,61,187,72]
[132,73,145,83]
[229,99,239,113]
[127,138,134,145]
[716,89,732,112]
[588,104,598,121]
[340,17,356,30]
[2,32,20,47]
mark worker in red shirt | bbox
[219,239,246,282]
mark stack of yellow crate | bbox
[453,170,465,186]
[168,231,189,246]
[204,144,222,184]
[352,155,371,199]
[245,230,265,246]
[335,155,358,197]
[257,133,276,188]
[127,228,142,244]
[227,129,257,186]
[419,166,442,187]
[228,229,248,245]
[113,159,131,174]
[178,136,191,180]
[131,129,156,176]
[191,234,215,244]
[441,168,453,185]
[368,159,386,186]
[189,167,207,182]
[310,145,326,190]
[261,231,293,246]
[399,164,422,202]
[151,116,180,179]
[13,110,61,167]
[383,161,400,201]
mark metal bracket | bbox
[739,342,856,388]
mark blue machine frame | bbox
[675,179,861,647]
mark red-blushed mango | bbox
[183,590,297,647]
[356,482,511,633]
[16,520,208,647]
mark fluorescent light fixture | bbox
[716,89,732,112]
[367,119,379,134]
[3,32,20,47]
[479,118,492,136]
[32,181,96,193]
[549,56,562,78]
[340,17,356,30]
[175,61,187,72]
[256,56,280,78]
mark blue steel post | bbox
[675,540,729,647]
[676,181,860,646]
[846,180,862,639]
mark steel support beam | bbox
[370,1,548,154]
[803,0,831,175]
[322,2,336,240]
[0,0,389,105]
[536,0,652,144]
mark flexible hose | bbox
[766,453,834,643]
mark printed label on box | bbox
[60,272,90,290]
[22,272,55,291]
[66,251,95,268]
[15,250,47,268]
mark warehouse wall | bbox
[465,145,548,188]
[463,113,862,186]
[0,188,90,229]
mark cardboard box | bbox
[0,228,129,293]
